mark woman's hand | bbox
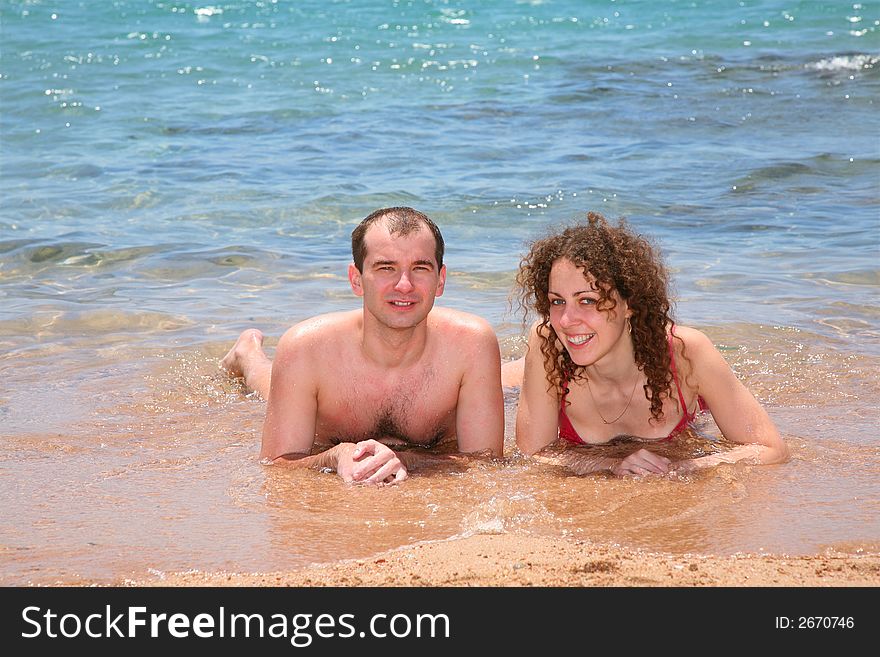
[610,448,672,477]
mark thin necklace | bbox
[587,374,641,425]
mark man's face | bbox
[349,222,446,330]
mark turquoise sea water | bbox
[1,1,879,584]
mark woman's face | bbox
[546,258,631,367]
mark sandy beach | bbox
[125,533,879,587]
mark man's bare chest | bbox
[314,368,459,447]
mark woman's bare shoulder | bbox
[671,324,715,354]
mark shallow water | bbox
[1,323,878,585]
[1,0,878,584]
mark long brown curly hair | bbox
[516,211,678,422]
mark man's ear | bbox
[349,263,364,297]
[435,264,447,297]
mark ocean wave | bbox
[808,53,879,72]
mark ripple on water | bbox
[0,308,194,340]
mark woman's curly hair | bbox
[516,211,678,422]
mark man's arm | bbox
[259,324,322,464]
[261,323,408,484]
[454,318,505,457]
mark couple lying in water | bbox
[221,207,789,484]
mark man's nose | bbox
[395,271,414,293]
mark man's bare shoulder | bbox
[428,306,496,339]
[428,307,500,370]
[276,310,360,355]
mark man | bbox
[221,207,504,484]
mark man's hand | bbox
[610,448,671,477]
[335,440,409,485]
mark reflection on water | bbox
[1,324,878,585]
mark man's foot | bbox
[220,328,265,378]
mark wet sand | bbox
[125,533,879,587]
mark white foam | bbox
[808,54,878,71]
[195,6,223,19]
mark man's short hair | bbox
[351,207,445,272]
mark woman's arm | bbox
[672,326,789,472]
[534,445,671,476]
[515,325,563,455]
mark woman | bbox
[512,212,789,476]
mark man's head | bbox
[351,207,445,273]
[348,207,447,331]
